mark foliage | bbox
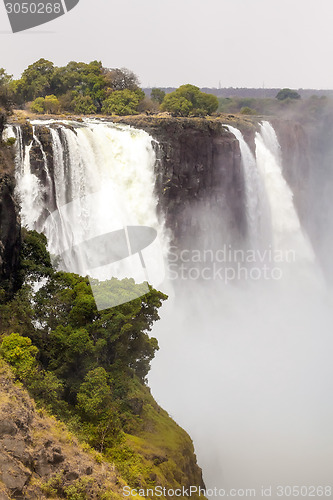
[71,93,97,114]
[77,368,112,421]
[30,95,60,114]
[0,68,13,109]
[7,60,145,116]
[44,94,60,114]
[17,58,55,102]
[0,229,166,397]
[103,67,140,92]
[218,96,298,115]
[0,68,12,87]
[150,88,166,104]
[161,84,218,116]
[18,229,53,283]
[101,89,144,115]
[0,332,38,380]
[0,230,207,496]
[276,88,301,100]
[240,106,257,115]
[31,97,45,114]
[5,137,16,146]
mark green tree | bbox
[161,94,193,116]
[0,332,38,380]
[44,94,60,114]
[101,89,144,116]
[31,97,45,114]
[276,88,301,100]
[18,229,53,283]
[0,68,12,87]
[71,93,97,114]
[161,84,218,116]
[77,367,120,450]
[0,68,13,109]
[18,58,55,101]
[52,60,105,112]
[240,106,257,115]
[151,88,166,104]
[77,367,112,421]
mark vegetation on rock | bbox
[0,229,205,498]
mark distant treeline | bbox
[1,58,332,117]
[144,87,333,99]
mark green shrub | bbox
[101,89,144,116]
[44,94,60,114]
[0,332,38,380]
[161,84,218,116]
[31,96,45,114]
[240,106,257,115]
[5,137,16,146]
[150,88,165,104]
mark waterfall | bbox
[11,119,167,303]
[254,121,323,289]
[226,125,270,249]
[149,122,332,495]
[255,122,314,258]
[225,122,320,285]
[7,118,333,493]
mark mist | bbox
[148,120,333,496]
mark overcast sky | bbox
[0,0,332,89]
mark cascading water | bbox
[149,122,333,495]
[226,125,270,249]
[4,118,333,495]
[10,119,168,295]
[255,122,314,259]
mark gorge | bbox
[1,112,333,497]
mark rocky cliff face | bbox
[0,359,126,499]
[272,116,333,280]
[14,116,253,255]
[111,116,256,251]
[271,118,313,225]
[7,114,324,270]
[0,357,206,500]
[0,115,20,296]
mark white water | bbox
[12,120,167,294]
[8,119,333,494]
[149,122,333,495]
[255,123,314,259]
[226,125,270,249]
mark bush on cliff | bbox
[101,89,145,116]
[161,84,218,117]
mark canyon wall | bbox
[0,114,20,295]
[1,113,329,286]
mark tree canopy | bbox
[0,229,167,451]
[161,84,219,116]
[9,59,145,115]
[276,88,301,100]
